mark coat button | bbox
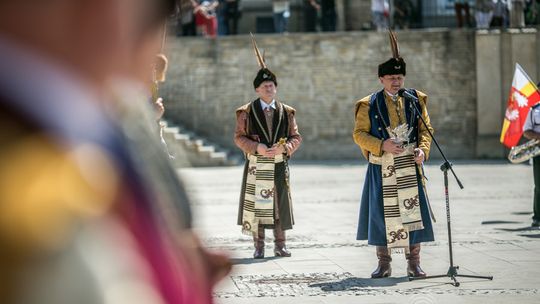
[375,115,378,118]
[378,127,382,131]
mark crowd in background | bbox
[373,0,540,31]
[177,0,337,37]
[176,0,540,38]
[453,0,540,29]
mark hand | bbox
[267,144,285,156]
[414,148,425,164]
[382,139,404,155]
[256,144,268,155]
[154,98,165,120]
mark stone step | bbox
[161,119,233,168]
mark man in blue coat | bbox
[353,31,435,279]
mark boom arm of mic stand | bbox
[409,98,464,189]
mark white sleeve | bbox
[523,108,534,132]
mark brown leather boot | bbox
[371,246,392,278]
[253,225,265,259]
[273,221,291,257]
[406,243,426,278]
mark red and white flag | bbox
[500,64,540,148]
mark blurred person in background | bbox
[455,0,472,28]
[226,0,242,35]
[475,0,495,28]
[151,53,175,159]
[304,0,320,32]
[217,0,228,35]
[394,0,414,29]
[178,0,198,36]
[371,0,390,31]
[320,0,337,31]
[525,0,540,25]
[0,0,229,303]
[491,0,509,27]
[509,0,526,27]
[195,0,219,37]
[273,0,291,33]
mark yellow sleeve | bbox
[416,90,434,160]
[353,96,384,160]
[0,134,119,253]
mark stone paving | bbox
[179,161,540,304]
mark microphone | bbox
[398,88,418,101]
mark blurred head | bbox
[379,74,405,96]
[255,80,277,102]
[0,0,177,89]
[154,54,169,83]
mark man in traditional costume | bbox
[234,35,302,259]
[353,31,435,278]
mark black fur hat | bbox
[253,68,277,89]
[378,57,406,77]
[250,34,278,89]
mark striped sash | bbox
[242,153,284,236]
[381,143,423,254]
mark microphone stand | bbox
[400,89,493,287]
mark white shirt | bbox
[371,0,389,13]
[260,99,276,111]
[523,106,540,133]
[273,1,290,13]
[385,90,400,102]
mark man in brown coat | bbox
[234,37,302,258]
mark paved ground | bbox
[179,161,540,304]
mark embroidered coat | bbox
[353,89,435,246]
[234,99,302,231]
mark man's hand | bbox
[256,144,268,155]
[154,98,165,120]
[414,148,425,164]
[267,144,285,156]
[382,139,404,155]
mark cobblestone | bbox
[181,162,540,303]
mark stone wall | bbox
[162,29,478,160]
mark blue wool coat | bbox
[355,90,434,246]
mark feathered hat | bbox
[378,30,406,77]
[251,33,277,89]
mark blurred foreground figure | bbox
[0,1,229,304]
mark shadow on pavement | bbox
[230,257,279,265]
[481,220,522,225]
[495,226,539,232]
[512,211,533,215]
[518,233,540,238]
[308,276,409,291]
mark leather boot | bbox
[273,221,291,257]
[253,225,265,259]
[406,243,426,278]
[371,246,392,278]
